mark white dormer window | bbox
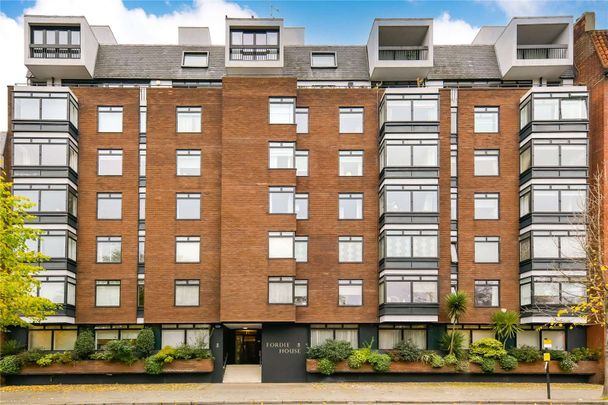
[182,51,208,68]
[311,52,337,68]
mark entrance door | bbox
[235,329,261,364]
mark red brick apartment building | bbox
[3,13,603,382]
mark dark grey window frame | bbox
[95,280,121,308]
[338,279,363,307]
[474,280,500,307]
[174,279,200,307]
[474,106,499,133]
[96,236,122,264]
[96,192,122,220]
[268,276,295,305]
[175,236,201,264]
[181,51,209,68]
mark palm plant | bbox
[491,310,522,347]
[445,291,468,356]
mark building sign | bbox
[261,324,308,383]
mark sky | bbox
[0,0,606,131]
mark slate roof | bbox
[92,43,574,81]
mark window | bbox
[338,280,363,306]
[268,276,294,304]
[176,107,202,133]
[474,107,499,133]
[182,51,208,67]
[533,96,587,121]
[542,330,566,350]
[520,146,531,173]
[269,142,295,169]
[269,97,295,124]
[26,230,76,260]
[561,98,588,120]
[13,139,75,168]
[140,106,146,133]
[339,236,363,263]
[295,108,309,133]
[175,280,200,306]
[380,185,438,214]
[139,147,146,177]
[138,235,145,264]
[175,236,200,263]
[295,236,308,262]
[474,150,499,176]
[339,150,363,176]
[517,329,540,348]
[97,236,122,263]
[295,193,309,219]
[161,325,210,347]
[380,276,438,304]
[268,231,294,259]
[96,280,120,307]
[379,328,426,350]
[294,280,308,306]
[532,142,587,167]
[98,150,122,176]
[474,193,499,220]
[531,185,586,213]
[527,231,585,259]
[451,150,457,176]
[176,150,201,176]
[339,193,363,220]
[451,194,457,221]
[381,94,439,123]
[13,184,76,214]
[98,106,123,132]
[176,193,201,220]
[139,192,146,220]
[474,236,500,263]
[311,52,337,67]
[474,280,500,307]
[380,230,438,259]
[310,326,358,348]
[295,150,309,176]
[94,328,143,349]
[269,186,294,214]
[97,193,122,220]
[28,328,78,351]
[13,93,72,121]
[339,107,363,133]
[380,140,438,169]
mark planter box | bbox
[20,359,214,375]
[306,359,598,375]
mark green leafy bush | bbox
[347,349,368,369]
[55,351,73,364]
[421,352,444,368]
[455,360,469,372]
[104,340,136,364]
[74,330,95,360]
[16,349,44,365]
[508,345,542,363]
[36,354,54,367]
[443,353,458,366]
[558,354,577,372]
[368,352,391,372]
[306,340,353,363]
[393,339,422,362]
[480,358,496,373]
[469,338,507,360]
[1,340,24,357]
[135,328,155,358]
[546,349,568,361]
[439,332,465,359]
[499,355,518,371]
[0,355,22,375]
[491,310,521,345]
[571,347,601,362]
[306,345,324,359]
[90,351,112,360]
[144,356,163,374]
[468,354,483,364]
[317,358,336,375]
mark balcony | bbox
[225,20,285,69]
[30,45,81,59]
[517,45,567,60]
[229,47,279,61]
[379,46,428,61]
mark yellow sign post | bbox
[543,340,552,399]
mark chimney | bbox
[178,27,211,46]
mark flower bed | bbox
[306,359,598,375]
[19,359,214,375]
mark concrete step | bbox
[222,364,262,383]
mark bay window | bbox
[380,185,438,214]
[380,140,438,169]
[380,230,438,259]
[381,94,439,123]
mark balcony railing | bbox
[517,45,567,60]
[30,45,81,59]
[379,46,428,61]
[229,47,279,61]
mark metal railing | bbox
[517,45,567,60]
[229,47,279,61]
[30,46,81,59]
[379,47,428,61]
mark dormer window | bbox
[311,52,337,68]
[30,26,81,59]
[229,28,279,61]
[182,51,208,68]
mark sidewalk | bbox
[0,382,605,404]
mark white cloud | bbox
[0,0,256,132]
[433,12,480,45]
[494,0,547,17]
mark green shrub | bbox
[307,340,353,363]
[73,330,95,360]
[421,352,444,368]
[144,356,163,374]
[306,345,324,359]
[455,360,469,372]
[1,340,24,357]
[469,338,507,360]
[0,355,22,375]
[104,340,136,364]
[393,339,422,362]
[439,332,465,359]
[173,345,196,360]
[443,353,458,366]
[317,358,336,375]
[480,358,496,373]
[508,345,542,363]
[36,354,54,367]
[558,354,577,372]
[368,352,391,372]
[55,351,73,364]
[467,354,483,364]
[571,347,601,362]
[16,349,44,365]
[546,349,568,361]
[90,351,112,360]
[135,328,155,358]
[499,355,518,371]
[347,349,368,369]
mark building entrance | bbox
[226,329,261,364]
